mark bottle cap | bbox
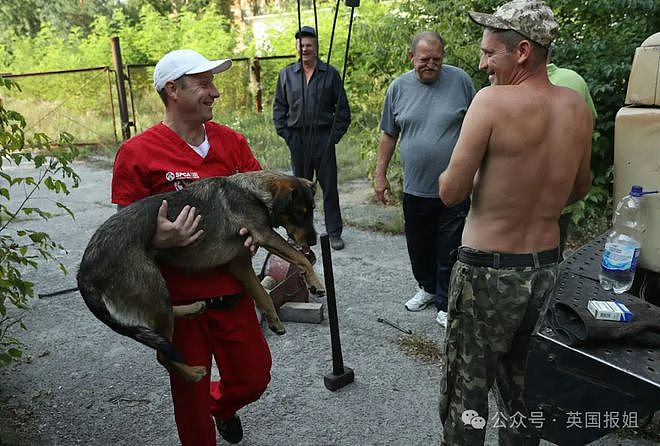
[630,185,659,197]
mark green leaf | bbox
[0,353,13,365]
[56,202,75,219]
[28,231,47,243]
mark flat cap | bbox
[295,26,317,39]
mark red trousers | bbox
[169,295,272,446]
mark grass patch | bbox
[226,112,291,170]
[337,133,369,183]
[228,110,370,180]
[395,334,444,366]
[4,97,118,145]
[343,202,404,234]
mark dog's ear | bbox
[299,178,317,196]
[272,180,295,221]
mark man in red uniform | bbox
[112,49,271,445]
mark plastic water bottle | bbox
[599,185,657,294]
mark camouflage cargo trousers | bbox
[439,259,559,446]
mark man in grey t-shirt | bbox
[374,31,475,327]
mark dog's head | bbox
[272,176,317,250]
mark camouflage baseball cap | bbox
[468,0,558,47]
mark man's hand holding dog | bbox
[153,200,204,249]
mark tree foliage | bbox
[122,0,234,18]
[2,5,236,74]
[0,78,80,365]
[0,0,124,38]
[547,0,659,224]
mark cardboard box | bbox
[613,107,660,273]
[625,33,660,106]
[587,300,633,322]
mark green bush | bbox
[0,77,80,365]
[226,110,291,170]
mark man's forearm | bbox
[375,133,396,177]
[439,169,471,207]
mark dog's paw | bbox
[303,273,325,297]
[185,366,208,382]
[269,320,286,336]
[309,285,325,297]
[188,301,206,317]
[173,301,206,318]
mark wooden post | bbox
[252,58,263,113]
[111,37,132,140]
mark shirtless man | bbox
[437,1,592,445]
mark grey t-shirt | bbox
[380,65,475,198]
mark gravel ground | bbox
[0,161,657,445]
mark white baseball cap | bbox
[153,49,232,91]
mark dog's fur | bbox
[77,171,324,382]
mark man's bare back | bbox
[439,30,592,254]
[464,83,592,252]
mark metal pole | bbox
[125,65,138,135]
[320,234,354,391]
[111,37,132,141]
[105,67,119,144]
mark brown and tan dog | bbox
[77,171,324,382]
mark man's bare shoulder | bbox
[465,87,499,115]
[547,84,593,130]
[552,84,592,110]
[471,85,521,110]
[473,85,502,102]
[467,85,525,123]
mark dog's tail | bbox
[132,328,184,364]
[78,282,184,364]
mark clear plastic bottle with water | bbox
[599,185,656,294]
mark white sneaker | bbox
[404,288,435,311]
[436,310,448,328]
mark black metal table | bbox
[526,235,660,444]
